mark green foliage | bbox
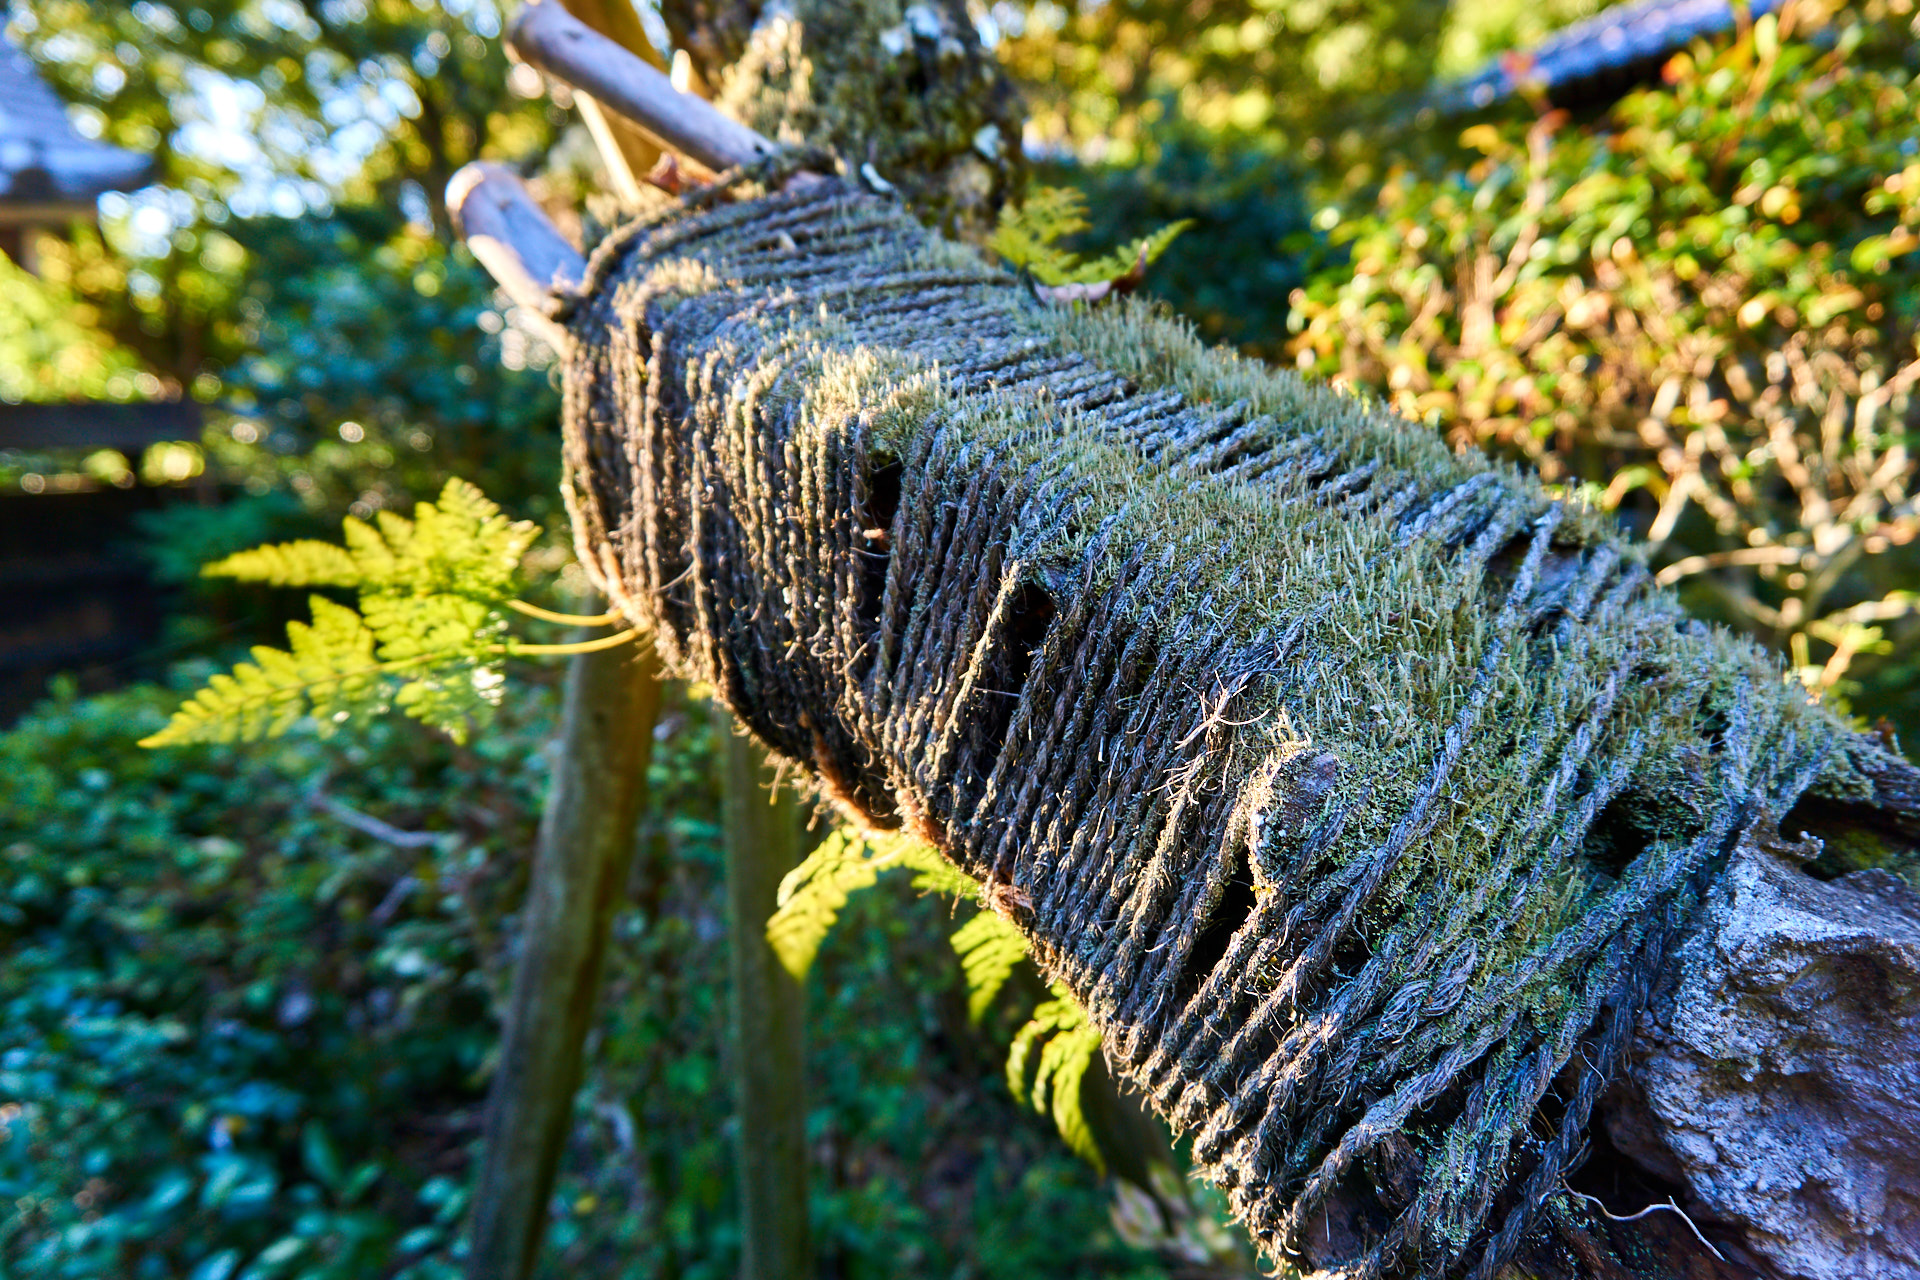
[950,910,1030,1025]
[0,252,150,403]
[0,674,548,1280]
[766,828,971,979]
[1006,985,1106,1176]
[141,479,552,747]
[1292,0,1920,741]
[1040,124,1329,359]
[768,827,1112,1173]
[0,675,1165,1280]
[988,186,1190,287]
[996,0,1458,162]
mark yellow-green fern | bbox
[142,479,632,748]
[988,185,1190,288]
[767,829,975,978]
[1007,983,1105,1173]
[950,909,1029,1023]
[768,825,1105,1171]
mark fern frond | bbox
[202,539,361,587]
[1073,219,1194,286]
[950,910,1029,1023]
[145,479,546,749]
[897,841,981,899]
[768,830,905,978]
[766,829,980,978]
[988,186,1092,283]
[1040,1021,1105,1173]
[988,186,1190,288]
[1006,983,1105,1173]
[138,596,390,747]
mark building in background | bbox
[0,31,201,722]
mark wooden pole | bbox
[508,0,774,173]
[447,162,585,349]
[553,0,665,203]
[466,636,663,1280]
[715,713,811,1280]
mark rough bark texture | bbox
[467,641,663,1280]
[1607,837,1920,1280]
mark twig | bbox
[308,787,449,849]
[1564,1188,1728,1263]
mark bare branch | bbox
[508,0,774,174]
[446,162,586,347]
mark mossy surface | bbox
[711,0,1023,239]
[558,172,1906,1278]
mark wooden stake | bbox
[465,635,664,1280]
[447,162,586,347]
[716,713,811,1280]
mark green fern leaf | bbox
[1006,983,1105,1173]
[1039,1020,1105,1173]
[145,479,542,749]
[988,186,1091,283]
[766,829,981,979]
[139,596,389,747]
[897,841,982,899]
[767,830,906,978]
[950,910,1029,1023]
[1070,219,1194,286]
[201,539,362,587]
[989,186,1190,288]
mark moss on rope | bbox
[558,167,1899,1278]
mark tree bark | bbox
[716,713,811,1280]
[466,638,663,1280]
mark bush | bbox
[1292,0,1920,738]
[0,673,1168,1279]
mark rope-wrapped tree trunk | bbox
[545,167,1917,1278]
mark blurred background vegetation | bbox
[1,0,1915,1275]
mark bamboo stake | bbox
[508,0,774,173]
[554,0,666,202]
[447,162,585,348]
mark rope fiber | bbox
[559,166,1894,1276]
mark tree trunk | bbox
[716,714,811,1280]
[466,638,663,1280]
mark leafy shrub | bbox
[1292,0,1920,736]
[0,675,1172,1279]
[0,675,548,1279]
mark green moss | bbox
[565,178,1880,1276]
[714,0,1024,238]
